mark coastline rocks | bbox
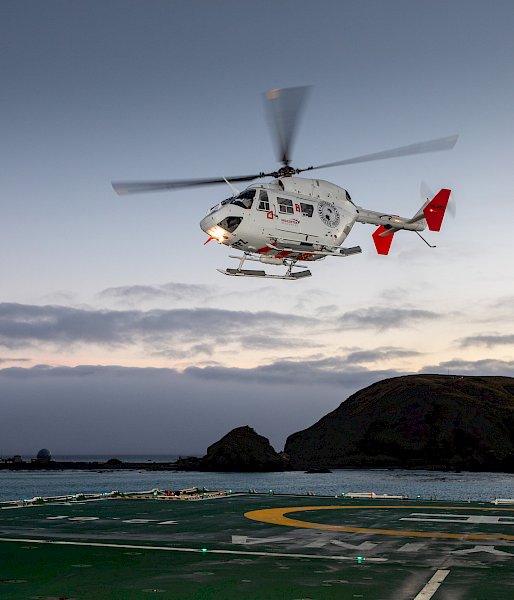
[180,426,287,472]
[285,375,514,472]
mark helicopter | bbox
[112,87,457,280]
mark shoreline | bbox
[1,461,513,474]
[0,461,179,472]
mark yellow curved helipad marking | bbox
[244,505,514,541]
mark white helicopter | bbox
[113,87,457,280]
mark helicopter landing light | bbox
[205,226,227,244]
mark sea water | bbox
[1,460,513,502]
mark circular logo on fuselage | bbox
[317,201,340,228]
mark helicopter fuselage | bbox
[200,176,357,261]
[112,85,456,279]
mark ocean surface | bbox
[1,456,513,502]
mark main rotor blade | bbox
[301,134,458,172]
[112,173,268,195]
[264,86,311,166]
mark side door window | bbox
[257,190,270,211]
[300,202,313,217]
[277,197,294,214]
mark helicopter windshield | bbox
[209,197,233,212]
[231,189,255,209]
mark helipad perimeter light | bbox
[357,556,364,564]
[269,489,273,494]
[201,548,207,553]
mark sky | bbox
[1,0,513,456]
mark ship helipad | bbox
[1,490,514,599]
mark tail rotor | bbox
[421,181,456,219]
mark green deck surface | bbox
[1,494,514,599]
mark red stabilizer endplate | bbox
[372,226,395,255]
[423,188,451,231]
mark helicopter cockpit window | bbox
[218,216,243,233]
[278,197,294,214]
[231,189,255,209]
[300,202,313,217]
[257,190,269,211]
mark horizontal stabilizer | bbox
[423,188,451,231]
[372,226,396,255]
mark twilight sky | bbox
[1,0,513,455]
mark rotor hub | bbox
[272,165,298,178]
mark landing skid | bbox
[218,267,311,280]
[217,254,312,280]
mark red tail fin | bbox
[372,226,395,255]
[423,188,451,231]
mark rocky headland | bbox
[284,374,514,471]
[4,375,513,473]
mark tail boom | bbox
[360,187,452,255]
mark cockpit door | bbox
[256,189,277,227]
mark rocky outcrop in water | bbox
[180,426,286,472]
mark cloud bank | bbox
[0,302,315,357]
[2,354,509,455]
[0,360,405,455]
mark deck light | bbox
[201,548,207,553]
[357,556,363,564]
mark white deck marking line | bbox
[0,537,386,562]
[413,569,450,600]
[1,497,108,510]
